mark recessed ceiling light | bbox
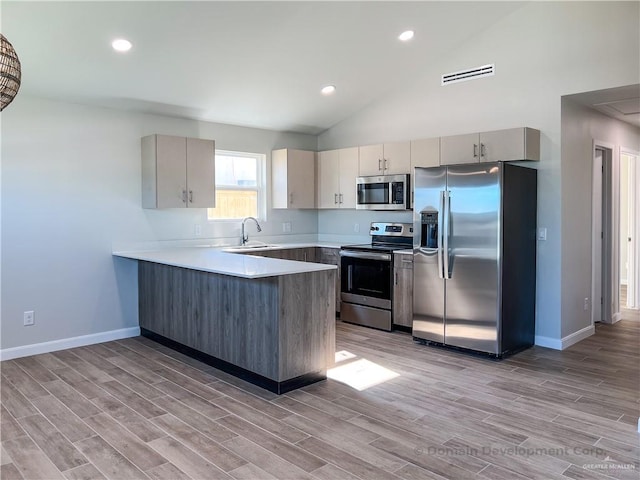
[398,30,414,42]
[321,85,336,96]
[111,38,132,53]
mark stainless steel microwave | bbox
[356,174,410,210]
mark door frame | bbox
[591,140,620,325]
[621,147,639,309]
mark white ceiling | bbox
[3,1,528,134]
[567,85,640,129]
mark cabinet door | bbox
[440,133,480,165]
[304,247,318,263]
[393,255,413,327]
[383,141,410,174]
[186,137,216,208]
[288,150,316,209]
[271,149,289,209]
[272,149,316,209]
[411,138,440,169]
[318,247,341,313]
[317,150,340,209]
[359,144,384,176]
[156,135,187,208]
[479,127,540,163]
[338,147,359,208]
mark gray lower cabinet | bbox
[243,246,340,313]
[316,247,341,313]
[393,253,413,328]
[138,261,335,393]
[250,247,316,262]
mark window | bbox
[207,150,266,221]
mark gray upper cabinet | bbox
[440,133,482,165]
[410,137,440,169]
[440,128,540,165]
[479,127,540,163]
[272,148,316,209]
[359,142,410,176]
[317,147,358,209]
[142,134,215,209]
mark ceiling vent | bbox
[441,64,495,86]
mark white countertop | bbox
[113,247,337,279]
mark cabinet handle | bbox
[384,158,388,170]
[394,272,398,285]
[189,190,193,203]
[378,158,382,171]
[182,190,187,203]
[473,144,479,158]
[289,193,293,205]
[334,193,338,205]
[339,193,343,204]
[480,143,486,158]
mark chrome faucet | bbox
[241,217,262,245]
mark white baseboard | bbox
[612,312,622,324]
[561,324,595,349]
[0,327,140,361]
[535,324,595,350]
[534,335,563,350]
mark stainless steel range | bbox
[340,222,413,331]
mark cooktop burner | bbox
[341,222,413,253]
[341,243,412,253]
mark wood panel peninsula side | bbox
[115,248,336,394]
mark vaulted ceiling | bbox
[3,1,526,134]
[4,2,638,134]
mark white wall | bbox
[318,1,640,343]
[560,98,640,336]
[1,96,318,351]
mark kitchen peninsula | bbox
[113,248,336,393]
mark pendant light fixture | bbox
[0,34,22,111]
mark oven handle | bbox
[339,250,392,262]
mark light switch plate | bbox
[537,227,547,241]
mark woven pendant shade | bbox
[1,34,21,111]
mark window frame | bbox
[207,149,267,222]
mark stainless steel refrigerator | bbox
[413,162,537,357]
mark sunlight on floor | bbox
[328,353,400,391]
[334,350,357,363]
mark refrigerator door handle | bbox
[443,191,451,279]
[438,190,445,279]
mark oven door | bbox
[340,250,392,309]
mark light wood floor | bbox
[1,318,638,480]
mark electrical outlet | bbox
[194,224,202,236]
[282,222,292,233]
[24,311,35,326]
[583,297,589,311]
[354,223,360,233]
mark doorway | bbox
[620,150,639,311]
[592,143,620,324]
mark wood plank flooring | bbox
[1,317,638,480]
